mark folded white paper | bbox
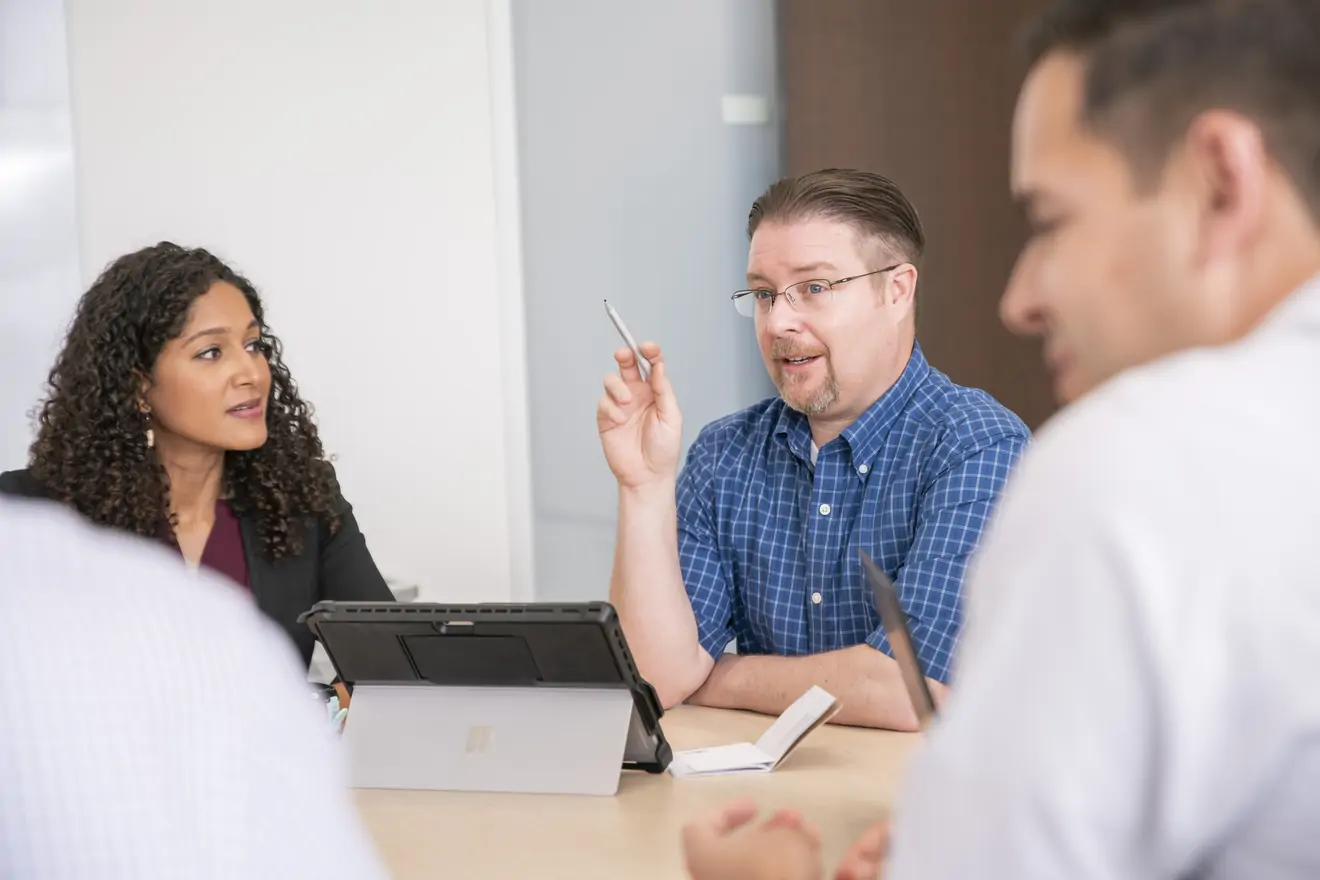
[668,685,841,778]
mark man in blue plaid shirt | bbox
[597,169,1029,730]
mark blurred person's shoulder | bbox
[0,498,390,877]
[3,494,202,601]
[958,285,1320,878]
[1030,278,1320,499]
[0,496,295,674]
[981,280,1320,641]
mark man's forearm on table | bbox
[687,644,924,731]
[608,482,711,706]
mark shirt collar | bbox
[773,342,931,472]
[1256,271,1320,337]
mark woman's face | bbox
[143,281,272,454]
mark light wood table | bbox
[355,704,920,879]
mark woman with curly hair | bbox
[0,242,394,669]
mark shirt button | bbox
[811,591,822,605]
[858,464,869,474]
[819,503,831,516]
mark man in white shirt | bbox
[0,497,388,878]
[681,0,1320,877]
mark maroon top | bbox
[160,500,251,591]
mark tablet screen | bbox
[859,548,937,727]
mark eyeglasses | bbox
[731,264,903,318]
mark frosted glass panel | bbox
[0,0,82,468]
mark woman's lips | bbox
[227,399,265,419]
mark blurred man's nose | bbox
[1000,255,1048,337]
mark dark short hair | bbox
[747,169,926,265]
[1021,0,1320,220]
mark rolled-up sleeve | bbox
[865,428,1028,683]
[675,427,735,659]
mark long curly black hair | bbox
[29,242,341,560]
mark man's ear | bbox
[1184,110,1267,267]
[889,263,919,308]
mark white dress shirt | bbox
[890,278,1320,879]
[0,497,388,879]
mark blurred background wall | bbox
[513,0,780,601]
[780,0,1055,430]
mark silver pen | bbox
[603,299,652,380]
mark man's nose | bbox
[1000,254,1047,337]
[763,293,807,336]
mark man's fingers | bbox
[709,797,759,833]
[764,809,822,847]
[835,854,883,880]
[763,809,806,831]
[928,678,950,709]
[835,819,889,880]
[614,346,647,383]
[603,373,632,406]
[683,797,759,846]
[796,818,823,848]
[613,341,680,426]
[649,358,681,426]
[596,396,628,427]
[851,820,889,859]
[632,341,663,381]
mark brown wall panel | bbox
[779,0,1056,428]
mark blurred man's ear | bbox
[1182,111,1268,269]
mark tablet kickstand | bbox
[343,684,636,796]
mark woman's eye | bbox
[195,347,220,361]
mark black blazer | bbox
[0,467,394,669]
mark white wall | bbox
[62,0,533,602]
[0,0,82,469]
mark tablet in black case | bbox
[299,600,672,773]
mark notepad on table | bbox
[667,685,841,777]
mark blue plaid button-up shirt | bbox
[676,343,1029,683]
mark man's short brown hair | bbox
[747,169,926,265]
[1021,0,1320,223]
